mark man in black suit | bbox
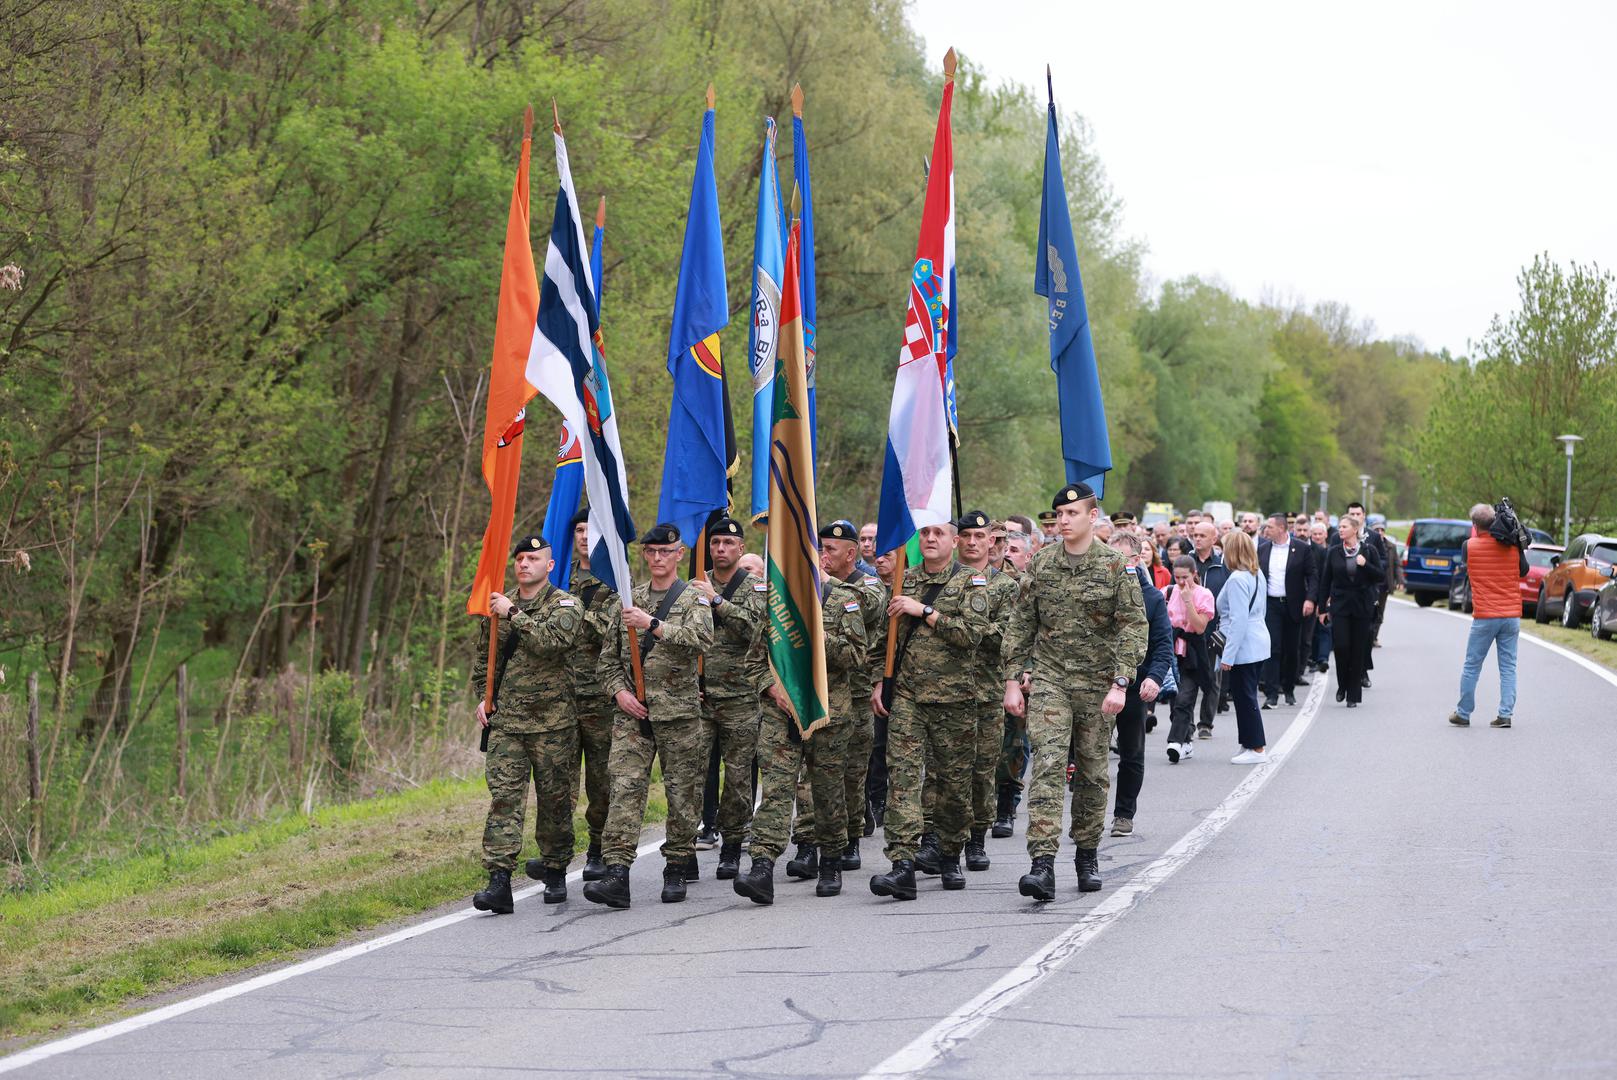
[1258,513,1319,708]
[1345,501,1385,684]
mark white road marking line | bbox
[1390,596,1617,689]
[862,669,1334,1079]
[0,836,665,1074]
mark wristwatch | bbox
[649,617,662,633]
[1112,677,1130,689]
[922,605,936,618]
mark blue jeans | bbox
[1455,617,1519,720]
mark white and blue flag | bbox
[748,118,785,523]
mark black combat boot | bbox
[523,857,546,881]
[581,841,606,881]
[1018,856,1055,901]
[541,867,567,904]
[991,788,1015,838]
[964,828,990,871]
[785,843,818,880]
[582,864,631,908]
[715,840,742,880]
[661,861,687,903]
[1075,847,1102,893]
[734,856,775,905]
[472,869,514,914]
[913,832,942,875]
[816,858,843,897]
[683,852,701,882]
[840,840,861,871]
[869,859,917,901]
[938,853,965,890]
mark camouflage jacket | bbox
[970,566,1022,706]
[892,561,989,704]
[820,576,868,720]
[843,569,888,705]
[703,568,768,699]
[1001,541,1148,690]
[470,584,582,734]
[564,567,619,698]
[598,577,714,722]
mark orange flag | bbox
[467,113,541,617]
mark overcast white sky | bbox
[913,0,1617,356]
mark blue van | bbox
[1403,518,1472,605]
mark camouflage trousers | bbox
[1025,682,1114,855]
[995,714,1031,806]
[923,706,1002,834]
[883,694,975,861]
[751,701,849,862]
[482,725,578,873]
[698,693,761,841]
[571,694,614,845]
[600,713,704,868]
[789,707,873,849]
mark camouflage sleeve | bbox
[470,616,491,692]
[1001,568,1037,683]
[1111,567,1148,683]
[660,589,714,651]
[932,573,987,650]
[823,587,867,673]
[507,600,581,655]
[597,599,629,701]
[712,578,765,648]
[982,574,1015,658]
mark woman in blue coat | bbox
[1215,530,1272,764]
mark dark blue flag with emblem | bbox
[1035,70,1112,497]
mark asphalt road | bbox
[7,601,1616,1079]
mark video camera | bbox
[1490,496,1532,551]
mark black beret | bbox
[955,509,991,531]
[511,534,550,558]
[710,515,744,538]
[819,520,857,542]
[639,522,682,546]
[569,506,590,530]
[1052,482,1095,509]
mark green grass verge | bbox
[1519,620,1617,673]
[0,774,668,1045]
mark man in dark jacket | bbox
[1258,513,1319,708]
[1107,532,1174,837]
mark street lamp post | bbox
[1318,481,1330,518]
[1301,483,1309,517]
[1358,473,1371,507]
[1367,483,1376,517]
[1556,434,1583,547]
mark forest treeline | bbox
[3,0,1608,864]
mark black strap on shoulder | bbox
[580,582,602,610]
[490,597,536,708]
[719,570,749,603]
[638,578,688,663]
[891,568,954,675]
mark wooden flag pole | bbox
[791,82,803,118]
[883,543,907,681]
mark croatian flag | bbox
[526,131,636,596]
[875,53,956,556]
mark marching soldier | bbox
[868,521,989,900]
[734,541,866,904]
[686,516,767,881]
[583,523,714,909]
[552,508,617,883]
[956,510,1021,872]
[1003,483,1147,901]
[471,534,582,913]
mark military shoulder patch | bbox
[969,574,988,586]
[843,600,861,612]
[863,576,880,586]
[753,582,767,592]
[556,597,576,607]
[695,596,711,606]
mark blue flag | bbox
[659,104,734,544]
[792,103,818,472]
[748,119,785,523]
[1035,78,1111,497]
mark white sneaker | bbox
[1181,743,1193,761]
[1230,749,1266,765]
[1166,743,1181,764]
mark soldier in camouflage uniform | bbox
[867,522,990,901]
[958,511,1022,871]
[470,535,583,914]
[734,547,866,905]
[583,523,714,909]
[557,509,618,883]
[687,516,767,880]
[1003,483,1148,901]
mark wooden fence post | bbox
[175,664,189,802]
[27,671,42,861]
